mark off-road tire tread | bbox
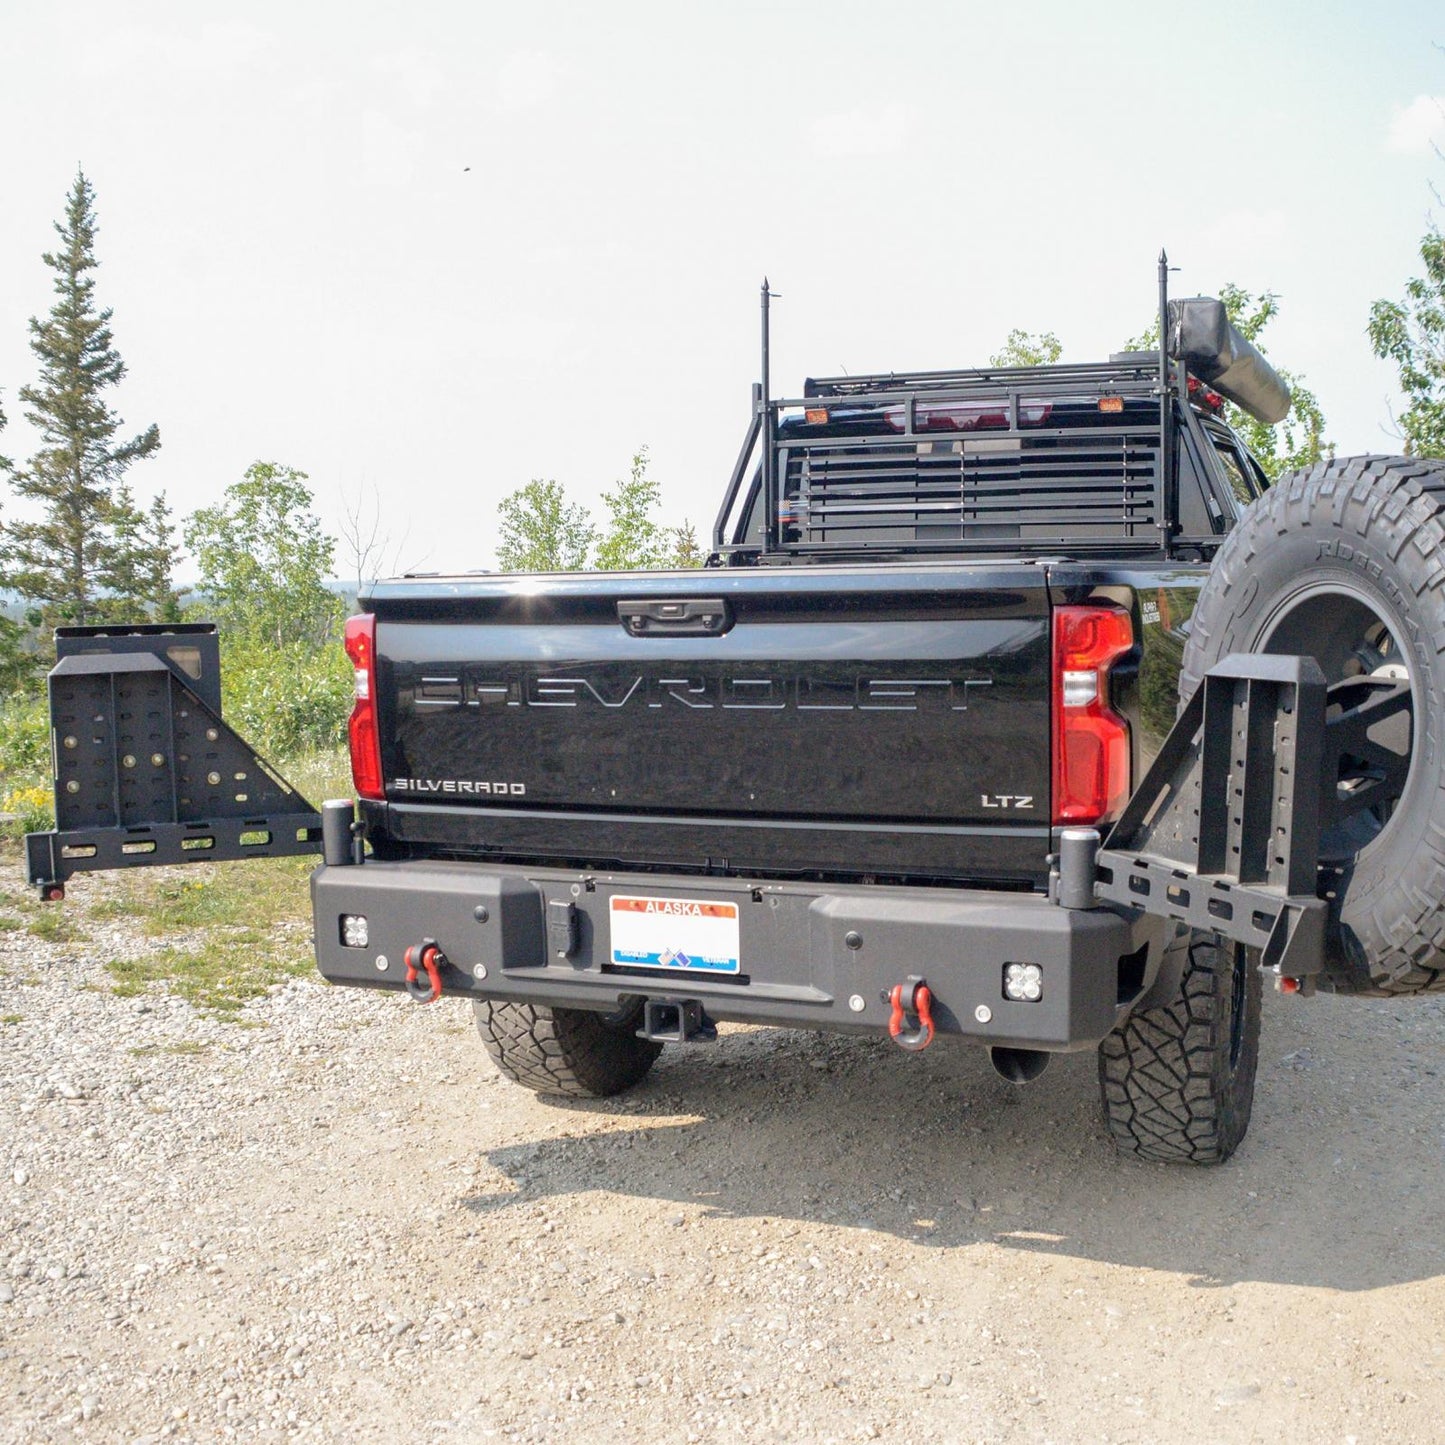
[1181,454,1445,996]
[1099,934,1260,1164]
[473,1000,662,1098]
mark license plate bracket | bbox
[608,894,741,974]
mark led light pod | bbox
[1003,962,1043,1002]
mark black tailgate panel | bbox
[374,568,1050,830]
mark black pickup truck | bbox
[28,268,1445,1165]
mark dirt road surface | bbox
[3,863,1444,1442]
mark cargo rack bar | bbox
[800,363,1165,399]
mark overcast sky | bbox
[2,1,1443,580]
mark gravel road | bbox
[3,860,1445,1443]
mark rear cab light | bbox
[344,613,384,802]
[1052,604,1133,826]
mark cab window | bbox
[1204,423,1264,508]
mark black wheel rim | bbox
[1257,584,1415,864]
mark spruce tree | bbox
[4,169,170,627]
[104,485,181,622]
[0,393,30,691]
[670,520,704,568]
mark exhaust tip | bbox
[989,1046,1051,1085]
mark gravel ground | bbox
[3,858,1445,1443]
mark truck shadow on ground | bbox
[463,993,1445,1293]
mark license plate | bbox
[608,894,741,974]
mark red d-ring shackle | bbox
[888,977,935,1051]
[403,942,444,1003]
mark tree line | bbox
[495,454,703,573]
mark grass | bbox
[0,783,53,841]
[105,923,315,1014]
[26,909,87,943]
[96,854,318,938]
[1,1014,21,1026]
[5,746,348,1018]
[128,1040,211,1057]
[282,749,354,810]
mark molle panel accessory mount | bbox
[1089,652,1328,979]
[26,625,323,891]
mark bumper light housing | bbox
[1003,962,1043,1002]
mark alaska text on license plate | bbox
[608,895,740,974]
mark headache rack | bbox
[777,375,1164,554]
[713,259,1217,563]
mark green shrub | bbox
[1,782,53,839]
[282,748,355,805]
[220,639,352,760]
[0,694,51,783]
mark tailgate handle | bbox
[617,599,732,637]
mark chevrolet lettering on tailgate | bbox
[413,671,993,711]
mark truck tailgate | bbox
[369,565,1052,882]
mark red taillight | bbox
[1186,375,1226,413]
[344,613,384,801]
[1052,604,1133,826]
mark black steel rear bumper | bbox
[311,860,1160,1051]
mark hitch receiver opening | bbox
[637,998,718,1044]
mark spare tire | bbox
[1181,454,1445,996]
